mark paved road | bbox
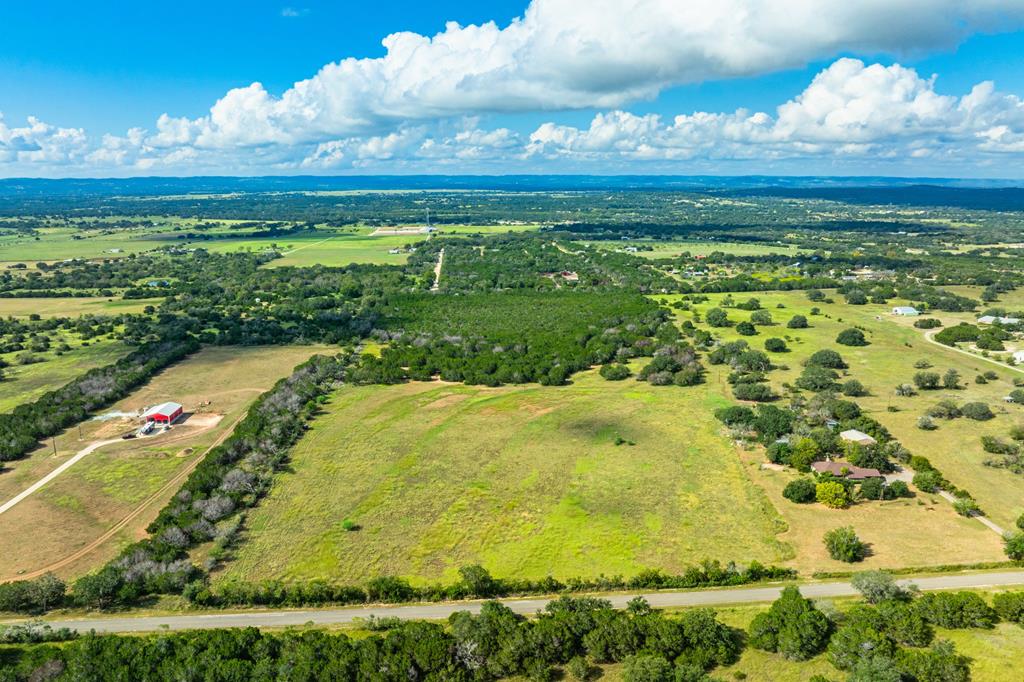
[16,571,1024,634]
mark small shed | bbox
[840,429,877,447]
[892,306,919,316]
[142,401,183,424]
[1014,350,1024,364]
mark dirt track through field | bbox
[0,414,237,582]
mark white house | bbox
[892,306,919,316]
[1013,350,1024,364]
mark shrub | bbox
[795,366,839,392]
[836,328,869,346]
[913,470,943,493]
[887,481,911,498]
[736,321,757,336]
[914,318,942,329]
[993,592,1024,623]
[842,380,867,397]
[748,586,831,660]
[787,315,809,329]
[764,338,788,353]
[914,359,933,369]
[962,402,994,421]
[1009,389,1024,404]
[816,481,850,509]
[895,383,916,397]
[917,416,937,431]
[823,526,867,562]
[783,478,817,504]
[942,368,961,390]
[927,399,961,419]
[600,363,631,381]
[706,308,730,327]
[714,406,755,426]
[913,372,941,390]
[952,497,980,517]
[733,383,775,402]
[807,349,846,369]
[1005,532,1024,561]
[915,592,997,629]
[859,477,884,501]
[750,310,773,326]
[851,571,907,604]
[621,654,673,682]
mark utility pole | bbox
[51,437,57,457]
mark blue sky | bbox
[2,1,1024,177]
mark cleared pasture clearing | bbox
[0,336,128,413]
[586,240,806,258]
[0,296,161,318]
[221,369,791,586]
[201,231,415,267]
[0,344,324,580]
[673,289,1023,548]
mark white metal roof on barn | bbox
[839,429,877,445]
[142,401,183,418]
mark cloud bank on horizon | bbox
[3,0,1024,176]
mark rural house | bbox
[811,460,882,480]
[891,306,919,316]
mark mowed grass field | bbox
[671,289,1018,560]
[0,344,325,580]
[220,368,792,586]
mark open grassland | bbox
[0,336,128,413]
[672,288,1024,550]
[202,231,417,267]
[0,296,161,318]
[220,368,792,586]
[585,239,807,258]
[0,344,324,580]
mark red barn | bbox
[142,401,183,424]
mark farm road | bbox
[16,571,1024,634]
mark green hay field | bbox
[220,368,792,586]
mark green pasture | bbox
[220,367,791,585]
[0,335,128,413]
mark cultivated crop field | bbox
[0,344,324,580]
[220,367,792,586]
